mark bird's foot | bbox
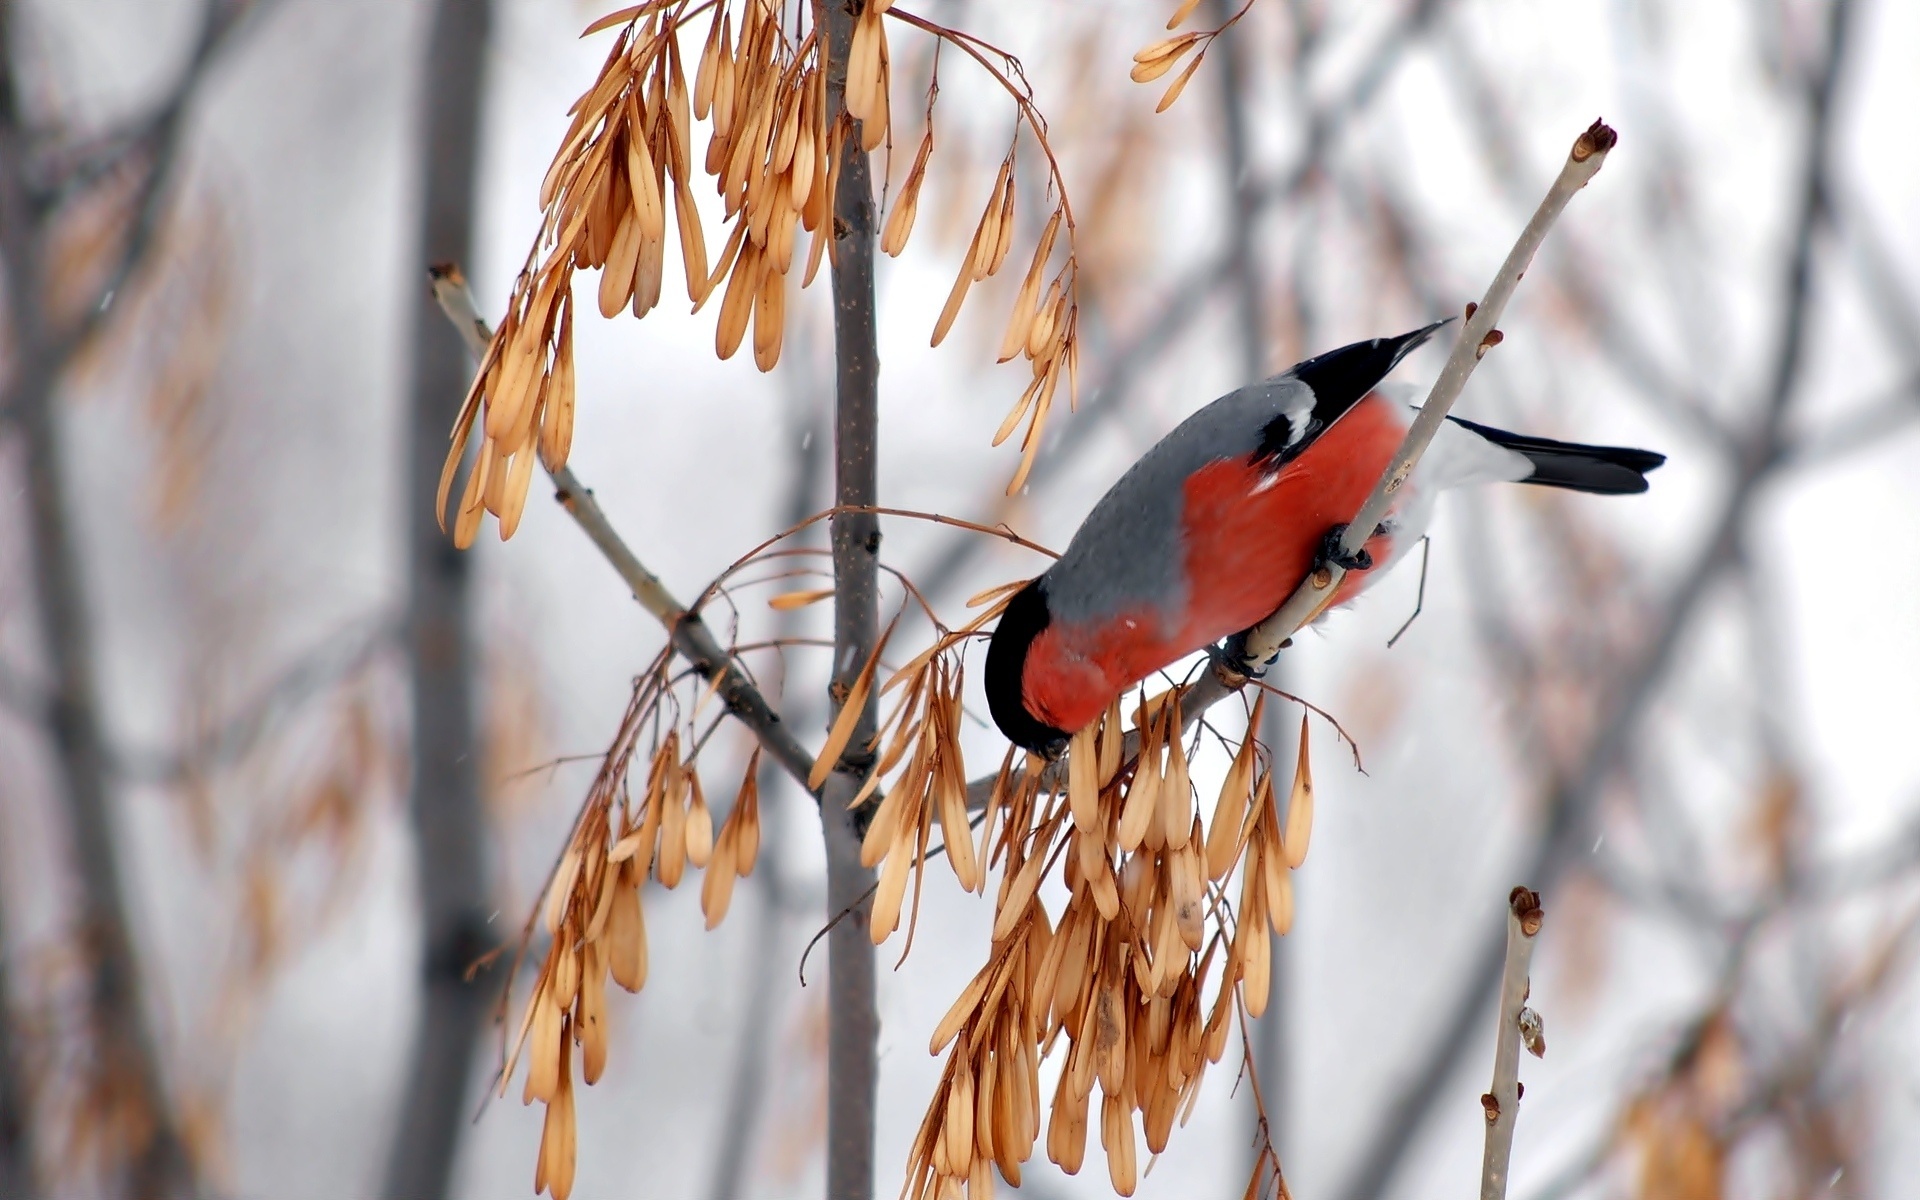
[1214,634,1293,684]
[1316,524,1375,572]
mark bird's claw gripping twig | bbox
[1316,524,1375,573]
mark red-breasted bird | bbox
[985,321,1665,755]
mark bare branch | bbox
[1479,888,1545,1200]
[1233,120,1616,673]
[430,269,821,800]
[1333,7,1857,1193]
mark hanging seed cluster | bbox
[505,672,763,1200]
[855,642,1316,1197]
[1129,0,1255,112]
[444,0,1086,546]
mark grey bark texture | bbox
[383,1,495,1197]
[821,1,882,1196]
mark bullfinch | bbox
[985,321,1665,755]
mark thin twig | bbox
[428,268,822,800]
[1332,10,1856,1191]
[1480,887,1545,1200]
[1233,120,1617,672]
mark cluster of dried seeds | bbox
[507,681,763,1200]
[443,0,1085,546]
[865,669,1312,1197]
[1130,0,1256,112]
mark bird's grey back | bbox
[1041,377,1309,629]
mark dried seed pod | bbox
[538,311,576,469]
[992,851,1046,943]
[1130,32,1203,80]
[970,161,1011,281]
[497,442,539,540]
[871,829,914,943]
[543,845,582,937]
[1161,716,1193,850]
[1117,731,1162,853]
[534,1031,577,1200]
[752,260,785,372]
[929,249,974,348]
[1172,836,1206,951]
[657,766,688,888]
[1067,722,1099,832]
[946,1065,975,1179]
[881,131,934,257]
[607,867,646,991]
[1156,49,1208,113]
[1096,697,1123,786]
[700,832,739,928]
[731,750,761,873]
[1236,902,1267,1013]
[631,227,665,317]
[997,208,1062,363]
[860,12,891,153]
[715,239,763,360]
[789,111,817,214]
[931,969,990,1056]
[1282,713,1313,869]
[1166,0,1205,28]
[1205,699,1261,880]
[577,941,608,1084]
[1263,851,1294,936]
[845,5,880,124]
[1101,1091,1138,1196]
[692,7,724,120]
[598,208,642,317]
[673,175,710,303]
[1047,1065,1089,1173]
[770,83,802,175]
[524,983,563,1105]
[711,13,737,138]
[986,165,1017,276]
[625,108,665,244]
[696,218,747,314]
[689,771,717,865]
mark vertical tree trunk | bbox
[0,871,31,1199]
[1208,0,1289,1171]
[820,2,881,1197]
[383,2,494,1197]
[0,13,192,1194]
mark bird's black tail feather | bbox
[1449,416,1666,495]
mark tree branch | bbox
[1479,888,1544,1200]
[821,0,883,1192]
[430,270,821,799]
[1230,120,1616,674]
[1331,6,1855,1194]
[386,2,494,1195]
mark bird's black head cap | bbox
[984,579,1071,758]
[1259,319,1454,463]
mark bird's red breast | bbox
[1021,392,1404,734]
